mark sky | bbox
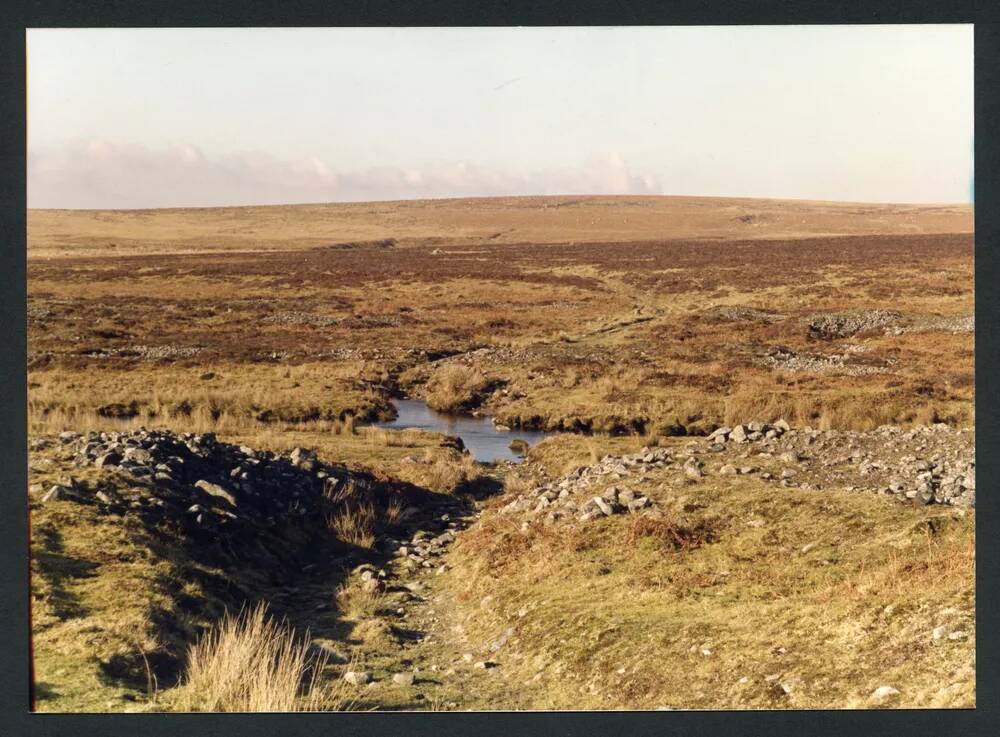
[27,25,974,209]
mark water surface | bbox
[376,399,554,463]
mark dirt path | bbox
[276,481,529,711]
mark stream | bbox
[375,399,554,463]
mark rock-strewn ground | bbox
[25,196,975,711]
[28,429,528,710]
[33,429,386,542]
[28,420,976,711]
[439,423,975,710]
[497,423,974,534]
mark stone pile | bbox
[807,309,903,340]
[701,421,975,507]
[498,447,670,525]
[39,429,383,541]
[79,344,204,361]
[383,512,474,573]
[707,306,783,323]
[705,420,791,445]
[495,420,975,524]
[757,348,893,376]
[905,314,975,334]
[261,310,340,327]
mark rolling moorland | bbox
[27,195,974,710]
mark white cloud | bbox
[27,140,661,208]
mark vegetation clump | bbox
[424,365,499,413]
[173,603,332,712]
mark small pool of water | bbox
[375,399,554,463]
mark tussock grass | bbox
[173,603,331,712]
[384,498,405,526]
[331,415,356,435]
[385,446,485,494]
[28,362,390,435]
[336,580,386,620]
[525,434,651,479]
[361,426,425,448]
[326,503,377,549]
[424,364,494,413]
[29,201,973,438]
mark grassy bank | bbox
[444,439,975,709]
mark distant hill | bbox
[27,195,974,258]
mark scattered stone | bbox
[593,497,614,516]
[780,677,803,695]
[194,479,237,507]
[684,465,704,480]
[391,672,415,686]
[123,447,152,465]
[95,452,122,468]
[42,485,68,503]
[490,627,514,652]
[869,685,901,704]
[290,447,318,470]
[343,671,372,686]
[509,439,529,455]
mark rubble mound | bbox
[33,429,405,564]
[756,346,894,375]
[496,419,974,535]
[499,447,673,525]
[807,309,903,340]
[699,421,973,507]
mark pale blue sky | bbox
[27,25,974,208]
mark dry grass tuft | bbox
[384,498,404,526]
[336,580,386,620]
[392,447,484,493]
[331,415,356,435]
[424,364,494,413]
[326,503,377,549]
[173,603,330,712]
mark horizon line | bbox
[26,192,975,213]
